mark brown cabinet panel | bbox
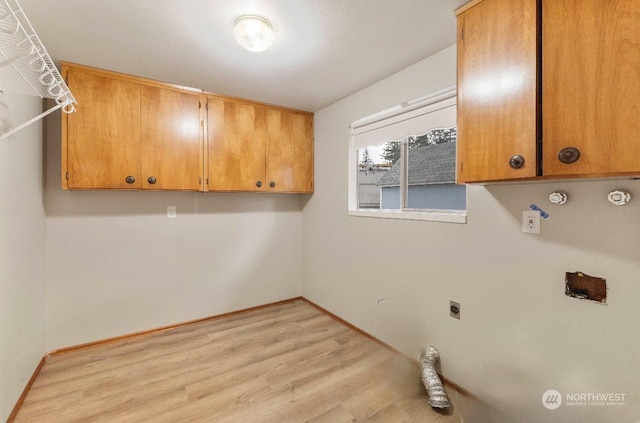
[456,0,538,183]
[206,96,313,193]
[265,110,314,192]
[63,63,203,191]
[457,0,640,183]
[65,67,141,189]
[141,86,203,190]
[207,97,267,191]
[542,0,640,177]
[62,62,312,194]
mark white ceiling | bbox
[19,0,467,112]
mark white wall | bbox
[5,43,639,423]
[0,94,47,421]
[303,44,640,422]
[44,109,305,351]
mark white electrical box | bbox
[522,210,540,234]
[167,206,177,219]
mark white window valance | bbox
[350,86,456,149]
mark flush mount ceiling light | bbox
[234,15,274,52]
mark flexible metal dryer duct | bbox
[419,345,451,408]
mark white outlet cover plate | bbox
[167,206,177,219]
[522,210,540,234]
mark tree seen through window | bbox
[380,126,457,165]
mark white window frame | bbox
[348,86,466,224]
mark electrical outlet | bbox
[167,206,176,219]
[522,210,540,234]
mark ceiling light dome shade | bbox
[234,15,274,52]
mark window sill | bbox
[348,209,466,224]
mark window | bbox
[348,87,466,223]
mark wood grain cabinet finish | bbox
[140,85,203,191]
[265,108,314,193]
[206,97,267,192]
[63,66,142,189]
[456,0,640,183]
[456,0,538,184]
[62,63,204,191]
[206,96,314,193]
[62,63,313,193]
[542,0,640,178]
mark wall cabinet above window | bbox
[456,0,640,183]
[61,63,313,193]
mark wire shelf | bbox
[0,0,75,140]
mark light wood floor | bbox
[13,299,460,422]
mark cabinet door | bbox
[141,86,203,190]
[207,97,266,191]
[542,0,640,177]
[265,109,314,193]
[456,0,538,183]
[65,67,141,189]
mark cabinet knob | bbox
[269,181,276,188]
[147,176,157,185]
[509,155,525,169]
[256,181,263,188]
[558,147,580,164]
[125,175,136,184]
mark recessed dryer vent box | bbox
[565,272,607,304]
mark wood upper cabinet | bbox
[542,0,640,178]
[140,85,203,190]
[456,0,538,184]
[206,95,313,193]
[456,0,640,183]
[64,66,142,189]
[62,63,204,191]
[265,108,314,193]
[206,97,267,191]
[62,62,312,193]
